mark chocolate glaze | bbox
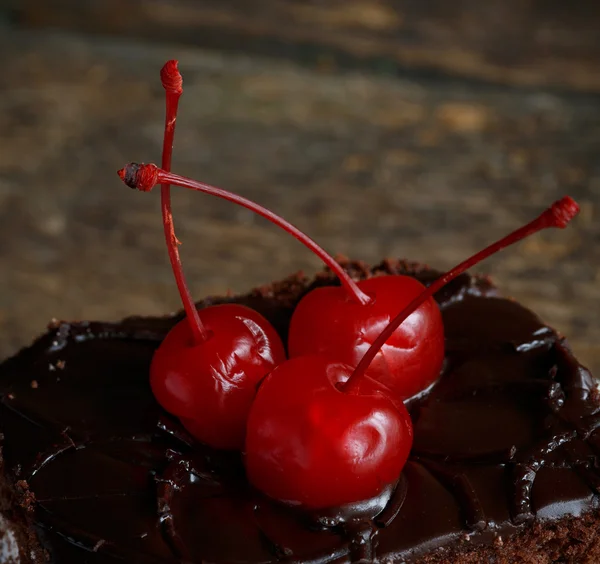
[0,259,598,563]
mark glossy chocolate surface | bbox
[0,261,598,563]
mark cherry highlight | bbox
[159,61,209,346]
[343,196,580,392]
[117,163,372,306]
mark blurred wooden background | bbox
[10,0,600,92]
[0,1,599,373]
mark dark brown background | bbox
[0,1,599,374]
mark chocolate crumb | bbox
[56,360,66,370]
[30,380,38,389]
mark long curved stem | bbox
[118,164,371,306]
[160,61,209,345]
[342,196,579,393]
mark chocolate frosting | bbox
[0,260,598,563]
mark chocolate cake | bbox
[0,259,599,563]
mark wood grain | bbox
[0,26,598,376]
[11,0,600,92]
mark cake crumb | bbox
[6,393,14,400]
[48,363,56,372]
[15,480,36,512]
[255,284,275,298]
[30,380,38,389]
[56,360,66,370]
[494,535,504,548]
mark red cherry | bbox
[244,355,413,508]
[288,275,444,400]
[136,61,286,450]
[151,303,285,449]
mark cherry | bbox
[151,303,286,449]
[288,274,444,400]
[142,60,285,450]
[245,356,413,509]
[244,196,579,509]
[116,162,444,399]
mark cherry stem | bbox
[117,164,372,306]
[343,196,580,393]
[159,61,209,345]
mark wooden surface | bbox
[0,25,599,376]
[10,0,600,92]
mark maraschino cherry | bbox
[147,60,285,450]
[117,162,444,400]
[244,196,579,509]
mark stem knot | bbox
[160,60,183,94]
[549,196,580,228]
[118,163,159,192]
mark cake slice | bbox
[0,259,598,563]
